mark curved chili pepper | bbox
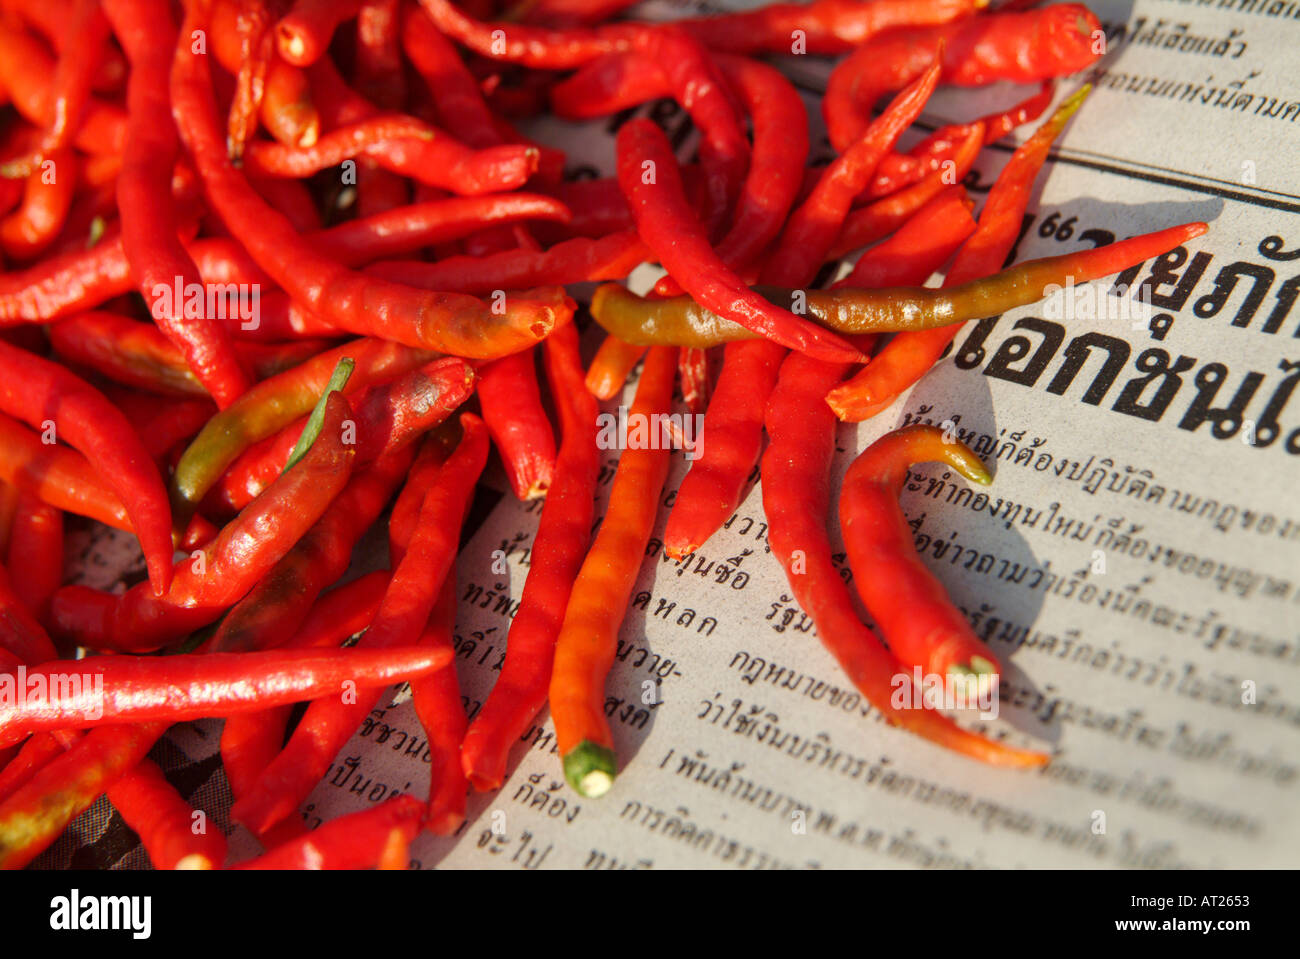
[616,118,861,363]
[0,149,77,260]
[224,0,275,162]
[0,730,66,806]
[763,360,1048,769]
[209,356,474,513]
[170,337,433,523]
[220,570,391,801]
[550,346,676,797]
[837,186,976,289]
[105,757,229,869]
[52,392,356,652]
[0,645,452,746]
[0,340,174,596]
[415,0,643,68]
[588,222,1208,346]
[462,322,599,790]
[276,0,364,67]
[207,449,414,653]
[263,56,320,148]
[0,412,131,533]
[0,721,168,870]
[403,4,501,148]
[172,10,573,358]
[823,4,1101,152]
[826,86,1093,420]
[105,0,254,410]
[831,120,985,259]
[840,424,1006,681]
[231,414,487,836]
[5,493,61,626]
[479,349,557,500]
[677,0,983,54]
[232,793,424,869]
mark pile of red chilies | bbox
[0,0,1207,869]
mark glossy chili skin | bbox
[462,323,600,790]
[232,794,425,869]
[589,223,1208,346]
[479,349,557,500]
[104,0,253,410]
[230,414,488,837]
[105,757,229,869]
[549,346,677,798]
[51,392,357,652]
[0,340,174,596]
[0,645,452,747]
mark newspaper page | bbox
[45,0,1299,870]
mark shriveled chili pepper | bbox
[0,644,452,746]
[232,793,424,869]
[0,721,168,870]
[588,222,1207,346]
[0,340,174,596]
[223,0,275,162]
[105,0,253,410]
[105,757,229,869]
[5,493,61,626]
[677,0,983,54]
[232,414,488,836]
[220,570,391,801]
[52,392,357,652]
[839,424,1007,680]
[479,350,557,500]
[615,118,861,363]
[763,359,1048,769]
[462,322,600,791]
[206,449,414,653]
[363,231,647,297]
[831,120,985,259]
[210,356,474,513]
[550,345,676,798]
[0,412,131,533]
[823,4,1101,152]
[170,337,433,523]
[276,0,364,66]
[826,86,1095,420]
[174,13,574,356]
[585,333,647,401]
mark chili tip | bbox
[563,741,617,798]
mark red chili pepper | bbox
[51,391,357,652]
[221,0,275,162]
[0,644,452,746]
[409,571,466,834]
[276,0,364,67]
[461,322,599,789]
[549,346,677,797]
[616,118,861,363]
[209,356,474,513]
[362,231,647,297]
[0,411,132,533]
[836,186,976,289]
[825,86,1088,420]
[104,0,254,410]
[4,493,61,627]
[231,793,424,869]
[0,340,174,596]
[0,149,78,260]
[403,4,502,148]
[677,0,984,54]
[250,173,323,233]
[823,4,1101,152]
[0,721,168,870]
[231,414,488,836]
[207,450,414,653]
[0,731,66,806]
[0,233,134,325]
[839,424,1005,680]
[175,12,574,356]
[831,120,985,259]
[105,757,229,869]
[763,359,1048,769]
[479,349,557,499]
[0,564,58,666]
[220,570,391,801]
[263,56,321,148]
